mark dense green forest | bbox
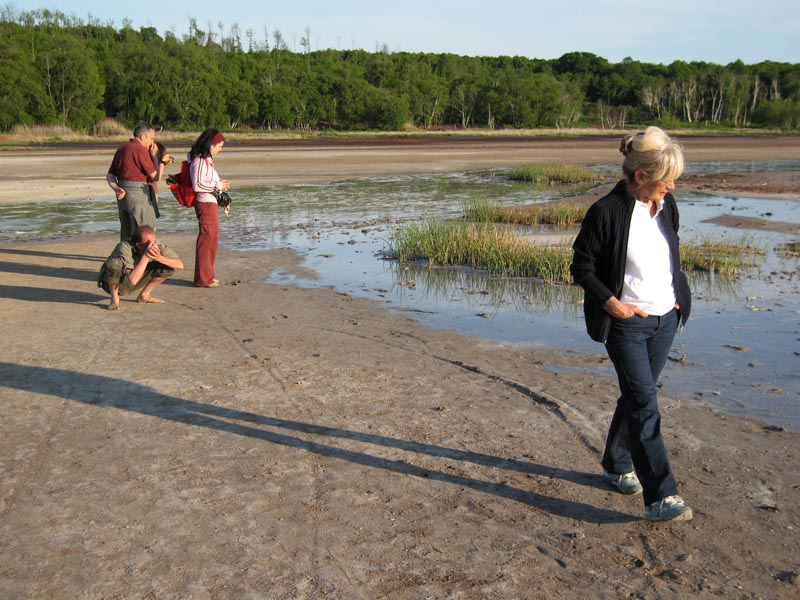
[2,8,799,133]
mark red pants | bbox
[194,202,219,286]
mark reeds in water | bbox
[507,163,598,184]
[680,236,764,274]
[393,222,765,285]
[392,220,573,283]
[465,199,589,227]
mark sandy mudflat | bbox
[1,136,799,598]
[3,133,800,203]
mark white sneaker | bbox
[602,469,643,495]
[645,495,693,522]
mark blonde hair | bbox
[619,126,684,190]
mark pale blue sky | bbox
[11,1,799,64]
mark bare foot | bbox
[137,294,164,304]
[107,301,120,311]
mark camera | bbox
[214,190,232,209]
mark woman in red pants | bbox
[188,128,230,288]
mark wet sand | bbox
[3,133,800,203]
[1,136,799,598]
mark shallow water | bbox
[2,160,798,431]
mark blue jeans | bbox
[601,309,679,505]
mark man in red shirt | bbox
[106,121,171,240]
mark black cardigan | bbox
[570,180,691,343]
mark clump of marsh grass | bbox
[392,221,766,285]
[10,123,78,140]
[680,236,765,274]
[92,118,129,137]
[776,241,799,259]
[508,163,598,184]
[392,220,573,283]
[465,198,589,227]
[466,200,763,274]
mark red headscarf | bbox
[211,132,225,145]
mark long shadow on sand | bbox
[0,284,105,304]
[0,248,104,262]
[0,361,636,524]
[0,260,98,282]
[0,249,188,303]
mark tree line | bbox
[2,8,799,133]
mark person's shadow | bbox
[0,248,188,305]
[0,248,104,262]
[0,247,106,304]
[0,259,99,283]
[0,361,635,524]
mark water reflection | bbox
[394,262,583,317]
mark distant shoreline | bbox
[1,127,795,148]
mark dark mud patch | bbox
[704,214,800,234]
[681,171,800,197]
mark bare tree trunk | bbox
[751,76,761,112]
[597,101,607,129]
[771,77,781,100]
[710,86,722,123]
[426,98,439,129]
[454,88,473,128]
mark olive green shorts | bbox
[98,258,174,296]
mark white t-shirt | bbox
[619,200,676,316]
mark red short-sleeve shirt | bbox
[108,140,155,182]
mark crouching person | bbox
[98,226,184,310]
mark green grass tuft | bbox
[392,219,766,285]
[465,198,589,227]
[507,163,598,184]
[392,220,573,283]
[680,236,765,274]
